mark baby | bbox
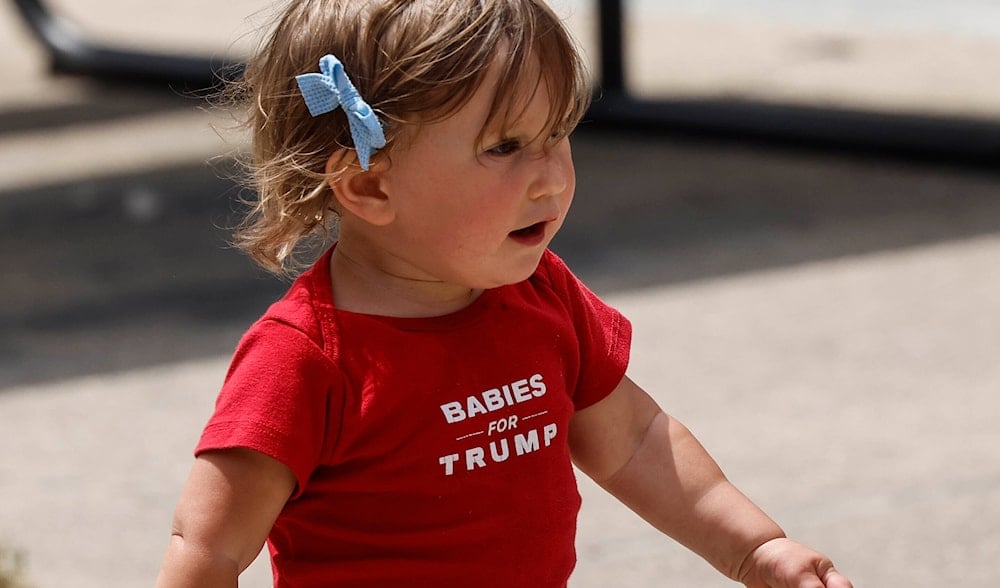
[156,1,854,586]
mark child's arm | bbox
[569,376,852,588]
[155,448,296,587]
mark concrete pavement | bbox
[3,227,1000,587]
[2,1,1000,586]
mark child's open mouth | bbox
[509,221,547,245]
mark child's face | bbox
[375,60,575,290]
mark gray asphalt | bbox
[1,2,999,587]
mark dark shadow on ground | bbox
[562,129,1000,292]
[2,128,1000,388]
[0,81,206,135]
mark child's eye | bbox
[550,126,570,142]
[487,140,521,156]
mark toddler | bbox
[156,0,853,586]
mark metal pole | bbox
[10,0,242,91]
[597,0,625,94]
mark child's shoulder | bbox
[531,248,571,285]
[247,250,335,349]
[525,248,588,299]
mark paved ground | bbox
[1,2,1000,587]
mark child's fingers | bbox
[739,539,852,588]
[821,568,853,588]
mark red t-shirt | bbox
[197,247,631,587]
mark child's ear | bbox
[326,149,395,226]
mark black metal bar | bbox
[11,0,242,91]
[597,0,625,93]
[587,0,1000,165]
[11,0,999,165]
[586,93,1000,165]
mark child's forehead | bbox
[376,8,589,148]
[399,48,548,132]
[471,51,555,133]
[398,61,553,152]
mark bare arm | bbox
[569,376,852,587]
[155,448,296,588]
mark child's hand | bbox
[738,538,853,588]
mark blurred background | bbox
[1,0,999,586]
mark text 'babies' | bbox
[437,373,558,476]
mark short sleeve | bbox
[196,319,338,498]
[539,251,632,410]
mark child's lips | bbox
[508,221,548,245]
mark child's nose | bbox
[530,146,571,200]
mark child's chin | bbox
[506,257,546,285]
[474,250,548,289]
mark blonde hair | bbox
[231,0,591,274]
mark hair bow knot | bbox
[295,54,386,170]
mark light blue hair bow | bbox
[295,54,387,170]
